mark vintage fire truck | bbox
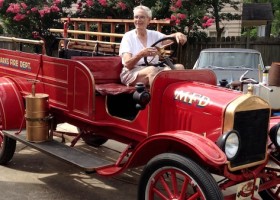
[0,19,280,200]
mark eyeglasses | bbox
[134,15,146,20]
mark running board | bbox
[3,130,114,172]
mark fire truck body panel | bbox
[0,77,25,129]
[0,41,280,199]
[0,48,271,165]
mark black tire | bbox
[259,191,275,200]
[0,132,16,165]
[82,134,108,147]
[138,153,223,200]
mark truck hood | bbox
[158,81,243,140]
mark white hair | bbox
[133,5,152,19]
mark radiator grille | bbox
[230,109,269,168]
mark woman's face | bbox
[133,9,150,30]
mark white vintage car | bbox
[193,48,280,111]
[193,48,265,86]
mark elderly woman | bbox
[119,5,187,87]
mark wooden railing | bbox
[0,36,46,54]
[50,18,172,55]
[60,17,171,41]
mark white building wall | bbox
[205,1,243,37]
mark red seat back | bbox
[72,56,123,84]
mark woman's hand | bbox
[174,32,187,45]
[140,47,158,57]
[122,47,158,70]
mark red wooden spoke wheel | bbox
[138,153,223,200]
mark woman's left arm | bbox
[164,32,187,45]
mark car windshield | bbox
[197,52,260,69]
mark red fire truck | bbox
[0,26,279,199]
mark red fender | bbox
[97,130,227,176]
[0,77,25,129]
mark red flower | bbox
[38,10,45,17]
[53,0,61,5]
[203,16,209,21]
[98,0,107,7]
[20,3,27,10]
[206,19,214,27]
[50,5,60,12]
[44,7,51,13]
[202,16,214,28]
[38,6,51,18]
[31,7,38,12]
[177,13,186,20]
[77,2,82,8]
[0,0,4,8]
[175,0,182,8]
[202,19,214,28]
[86,0,94,7]
[13,13,26,21]
[170,6,177,12]
[170,14,177,21]
[6,3,21,14]
[207,18,215,24]
[117,2,126,10]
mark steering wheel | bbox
[144,37,177,68]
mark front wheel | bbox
[0,131,16,165]
[138,153,223,200]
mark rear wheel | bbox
[82,134,108,147]
[138,153,223,200]
[0,131,16,165]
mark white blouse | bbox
[119,29,165,85]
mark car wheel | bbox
[0,131,16,165]
[82,134,108,147]
[138,153,223,200]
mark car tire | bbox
[0,132,16,165]
[138,153,223,200]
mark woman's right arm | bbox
[122,48,157,70]
[121,51,144,70]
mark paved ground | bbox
[0,123,139,200]
[0,123,262,200]
[0,140,139,200]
